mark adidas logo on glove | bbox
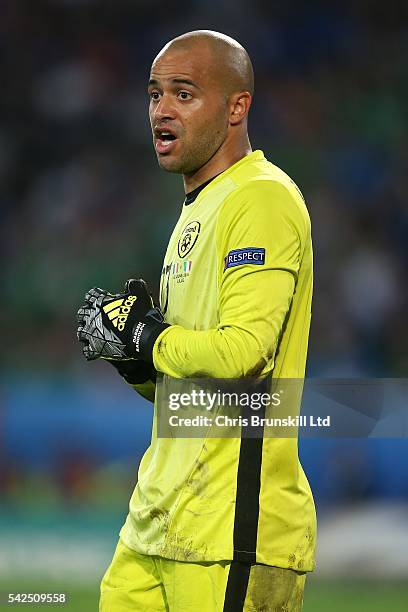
[103,296,137,331]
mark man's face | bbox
[148,45,230,174]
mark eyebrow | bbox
[148,77,200,90]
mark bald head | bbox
[149,30,253,182]
[156,30,254,97]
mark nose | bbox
[152,93,176,122]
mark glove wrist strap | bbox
[130,309,170,363]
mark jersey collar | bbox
[183,150,264,206]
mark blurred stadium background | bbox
[1,0,407,609]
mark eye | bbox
[178,91,192,100]
[149,91,160,101]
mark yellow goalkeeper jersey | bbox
[120,150,316,571]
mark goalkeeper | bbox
[77,30,315,612]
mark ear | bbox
[229,91,252,125]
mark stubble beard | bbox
[157,128,227,176]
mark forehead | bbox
[150,45,218,87]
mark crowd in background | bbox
[1,2,407,509]
[2,0,407,375]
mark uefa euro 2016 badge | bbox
[178,221,201,258]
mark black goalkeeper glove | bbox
[76,279,169,363]
[109,358,157,387]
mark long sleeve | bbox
[153,180,306,379]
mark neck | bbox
[183,135,252,193]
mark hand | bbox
[109,359,157,386]
[77,279,169,363]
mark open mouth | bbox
[155,129,178,154]
[158,132,177,142]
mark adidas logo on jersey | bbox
[103,296,137,331]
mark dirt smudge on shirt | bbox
[246,565,305,612]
